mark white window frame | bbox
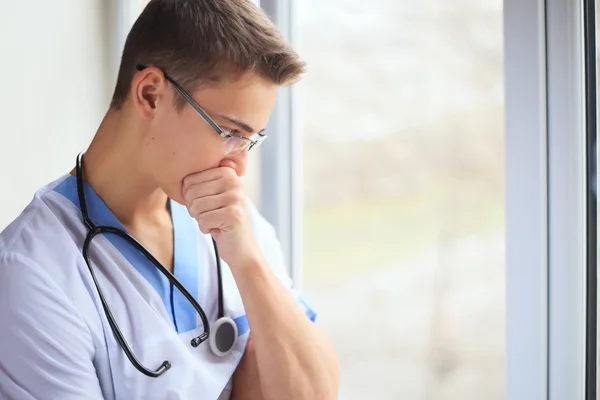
[545,0,588,398]
[112,1,140,80]
[504,0,549,398]
[259,0,304,288]
[506,0,589,398]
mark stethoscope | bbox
[75,154,238,378]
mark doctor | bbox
[0,0,339,399]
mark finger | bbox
[183,175,243,205]
[195,208,224,234]
[187,190,240,218]
[195,205,245,234]
[183,166,237,190]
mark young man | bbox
[0,0,339,399]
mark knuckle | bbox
[183,175,195,191]
[183,184,197,202]
[234,188,245,203]
[229,204,244,222]
[186,205,195,218]
[234,176,244,189]
[189,200,207,220]
[224,175,239,188]
[196,216,210,234]
[188,198,199,214]
[223,167,237,177]
[225,189,243,204]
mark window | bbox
[116,0,600,396]
[298,1,505,398]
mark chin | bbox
[169,196,186,206]
[168,192,186,206]
[162,183,185,206]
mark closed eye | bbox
[221,126,265,140]
[220,127,238,136]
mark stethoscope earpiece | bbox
[209,317,238,357]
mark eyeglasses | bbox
[136,65,267,156]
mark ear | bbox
[130,66,169,120]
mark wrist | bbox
[228,251,270,281]
[229,249,265,271]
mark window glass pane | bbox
[299,1,505,399]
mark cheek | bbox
[144,115,182,156]
[155,136,227,202]
[147,110,233,195]
[150,113,200,161]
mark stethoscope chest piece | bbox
[209,317,238,357]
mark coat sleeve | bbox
[246,199,317,322]
[0,252,105,400]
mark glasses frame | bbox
[136,64,267,155]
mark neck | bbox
[76,107,169,227]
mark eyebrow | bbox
[217,115,265,135]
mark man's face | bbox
[133,69,277,204]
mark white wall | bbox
[0,0,112,229]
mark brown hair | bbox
[110,0,305,109]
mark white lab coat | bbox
[0,174,315,400]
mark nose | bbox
[219,150,248,176]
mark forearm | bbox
[230,255,339,400]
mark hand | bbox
[182,165,261,267]
[231,335,265,400]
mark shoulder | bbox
[0,183,95,347]
[0,174,91,317]
[0,251,91,337]
[0,174,77,258]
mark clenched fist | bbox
[182,165,261,268]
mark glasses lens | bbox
[223,137,250,155]
[251,135,266,151]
